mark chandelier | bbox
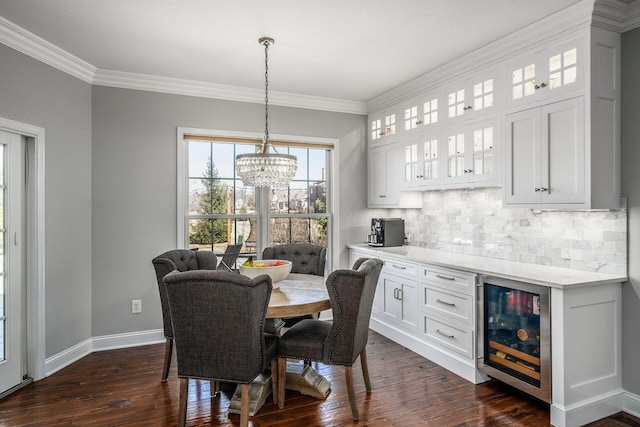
[236,37,297,187]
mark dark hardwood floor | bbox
[0,330,636,426]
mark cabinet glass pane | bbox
[472,127,494,176]
[448,90,465,118]
[423,99,438,125]
[447,134,465,177]
[371,119,382,140]
[473,79,494,111]
[423,139,438,180]
[405,106,418,130]
[384,114,396,136]
[512,64,536,100]
[549,48,577,89]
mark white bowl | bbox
[239,259,292,289]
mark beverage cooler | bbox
[477,276,551,403]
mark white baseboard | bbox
[91,329,165,352]
[45,337,93,377]
[45,329,165,376]
[623,390,640,418]
[550,389,625,427]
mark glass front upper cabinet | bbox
[506,35,584,110]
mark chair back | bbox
[216,243,243,271]
[152,249,218,339]
[262,243,326,276]
[163,270,273,383]
[323,258,383,365]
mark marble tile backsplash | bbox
[402,188,627,275]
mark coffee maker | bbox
[368,218,405,247]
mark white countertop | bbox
[348,243,627,289]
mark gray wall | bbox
[621,27,640,395]
[0,44,93,358]
[91,86,368,337]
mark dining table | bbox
[228,272,332,416]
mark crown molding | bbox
[0,16,366,115]
[93,69,367,114]
[622,0,640,31]
[0,15,95,83]
[367,0,598,113]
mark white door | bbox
[0,130,25,394]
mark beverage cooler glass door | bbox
[477,276,551,403]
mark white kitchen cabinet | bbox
[368,142,421,208]
[401,92,441,136]
[442,117,500,187]
[369,109,399,147]
[504,97,586,207]
[420,265,476,360]
[444,67,499,123]
[379,259,420,332]
[505,35,584,111]
[400,136,441,189]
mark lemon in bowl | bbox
[238,259,292,289]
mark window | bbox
[178,129,334,267]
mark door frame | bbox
[0,117,45,381]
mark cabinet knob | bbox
[534,187,548,192]
[415,120,423,125]
[463,105,473,111]
[534,82,548,90]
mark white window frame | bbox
[177,127,338,272]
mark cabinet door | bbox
[369,109,399,147]
[540,97,585,204]
[401,137,440,189]
[506,36,584,110]
[381,273,419,332]
[402,93,441,136]
[505,108,542,204]
[443,118,499,187]
[368,144,399,207]
[444,68,497,123]
[505,97,584,206]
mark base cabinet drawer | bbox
[423,286,472,325]
[422,266,475,295]
[423,315,474,359]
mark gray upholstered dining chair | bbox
[163,269,278,427]
[152,249,218,381]
[276,257,384,421]
[262,243,326,276]
[262,243,327,330]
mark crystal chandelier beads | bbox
[236,37,297,187]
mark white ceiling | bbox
[0,0,600,104]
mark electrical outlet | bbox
[131,299,142,314]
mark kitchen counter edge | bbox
[347,244,627,289]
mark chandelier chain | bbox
[264,39,270,148]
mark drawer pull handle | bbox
[436,274,455,281]
[392,264,407,270]
[436,298,455,307]
[435,329,455,339]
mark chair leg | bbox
[162,338,173,382]
[210,380,220,398]
[277,357,287,409]
[345,366,359,421]
[240,383,250,427]
[270,357,278,404]
[178,378,188,427]
[360,347,372,393]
